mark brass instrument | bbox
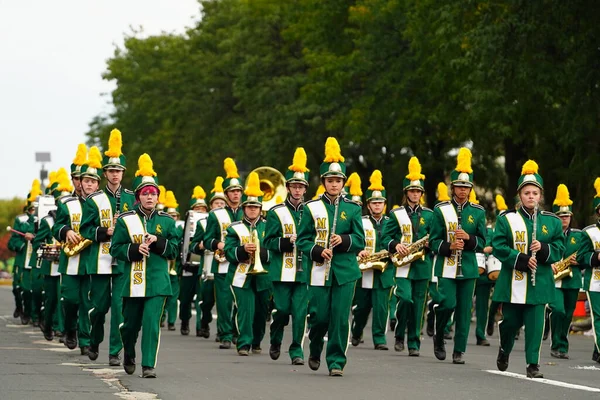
[214,249,227,263]
[246,166,287,213]
[247,229,268,275]
[553,252,576,281]
[391,235,429,268]
[358,250,389,271]
[63,236,92,257]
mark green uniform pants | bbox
[550,288,579,353]
[214,273,234,342]
[163,275,179,325]
[308,279,356,371]
[197,278,215,330]
[232,284,270,350]
[499,303,546,365]
[351,286,392,346]
[270,281,308,360]
[20,268,32,319]
[88,274,126,356]
[120,296,167,368]
[586,291,600,353]
[12,265,22,312]
[31,269,44,323]
[428,283,451,335]
[389,287,398,323]
[179,275,197,322]
[475,282,500,340]
[61,274,91,347]
[434,278,476,353]
[43,275,61,333]
[394,279,429,349]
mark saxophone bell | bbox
[357,250,389,271]
[391,235,429,268]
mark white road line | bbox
[484,370,600,392]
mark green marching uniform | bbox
[382,158,433,354]
[111,153,178,378]
[156,189,179,330]
[26,184,46,327]
[204,163,244,348]
[474,225,500,345]
[52,144,92,352]
[430,148,486,364]
[576,177,600,363]
[493,160,564,378]
[263,148,310,363]
[7,213,25,319]
[549,185,582,359]
[296,137,366,376]
[80,142,136,364]
[8,207,35,324]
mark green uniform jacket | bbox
[492,208,564,304]
[173,221,188,276]
[477,226,494,284]
[555,228,583,290]
[296,195,365,286]
[430,200,487,279]
[110,208,179,297]
[52,195,89,276]
[224,218,272,291]
[357,215,394,289]
[576,222,600,291]
[30,212,61,275]
[8,213,35,268]
[263,199,307,283]
[382,205,434,281]
[203,206,243,274]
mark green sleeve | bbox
[343,206,366,253]
[161,220,180,260]
[52,201,71,242]
[32,218,50,253]
[429,207,447,256]
[263,209,283,252]
[473,211,487,252]
[381,212,401,253]
[544,218,565,265]
[224,225,243,264]
[189,220,205,255]
[203,212,222,252]
[296,206,317,259]
[577,231,599,269]
[79,197,100,241]
[7,217,25,252]
[110,217,133,262]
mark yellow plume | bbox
[469,189,479,204]
[594,177,600,198]
[313,184,325,199]
[344,172,354,188]
[456,148,473,173]
[323,137,345,162]
[275,195,284,204]
[553,184,573,206]
[245,172,263,197]
[392,204,400,210]
[420,195,426,206]
[288,147,309,172]
[437,182,450,202]
[57,174,73,193]
[192,185,206,200]
[87,146,103,169]
[212,177,224,193]
[158,185,167,205]
[347,173,362,196]
[368,170,385,191]
[104,129,123,157]
[28,179,42,201]
[165,190,179,209]
[48,171,57,186]
[223,158,239,179]
[135,153,157,177]
[495,194,508,211]
[73,143,87,166]
[521,160,539,175]
[405,157,425,180]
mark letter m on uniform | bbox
[101,209,111,220]
[516,231,526,243]
[133,234,143,244]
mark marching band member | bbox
[493,160,564,378]
[204,159,244,349]
[157,187,179,330]
[224,172,272,356]
[577,178,600,364]
[352,170,394,350]
[383,158,433,356]
[110,154,179,378]
[430,148,486,364]
[297,137,365,377]
[549,184,582,359]
[264,148,309,365]
[52,144,93,354]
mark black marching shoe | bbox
[394,339,404,352]
[109,354,121,366]
[486,321,494,337]
[180,320,190,336]
[496,348,509,371]
[88,345,99,361]
[123,354,136,375]
[20,314,31,325]
[452,351,465,364]
[433,335,446,361]
[476,338,490,346]
[550,349,561,359]
[408,349,420,357]
[32,321,39,328]
[251,346,262,355]
[389,319,397,332]
[80,346,90,356]
[13,306,22,319]
[198,326,210,338]
[219,340,232,349]
[426,312,435,337]
[443,332,453,340]
[593,347,600,363]
[168,323,176,331]
[374,344,388,351]
[65,331,78,350]
[142,366,156,378]
[526,364,543,379]
[308,356,320,371]
[269,344,281,360]
[351,336,361,347]
[43,327,54,341]
[291,357,304,366]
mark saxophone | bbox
[358,250,389,271]
[553,252,576,281]
[63,236,92,257]
[391,234,429,268]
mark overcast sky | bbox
[0,0,200,199]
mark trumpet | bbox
[553,252,576,281]
[391,235,429,267]
[247,229,268,275]
[357,250,389,271]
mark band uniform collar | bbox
[285,197,303,212]
[518,206,535,220]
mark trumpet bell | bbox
[247,229,269,275]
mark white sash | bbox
[585,226,600,292]
[392,208,413,278]
[214,208,233,274]
[24,242,33,270]
[361,217,376,288]
[199,216,214,279]
[274,205,298,282]
[65,200,83,275]
[306,201,329,286]
[231,223,251,288]
[92,193,114,274]
[505,212,529,304]
[439,203,459,278]
[45,217,60,276]
[122,213,147,297]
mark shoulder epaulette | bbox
[123,189,135,195]
[434,201,450,209]
[118,210,136,219]
[383,215,390,220]
[361,215,370,219]
[570,228,582,233]
[583,225,599,232]
[210,206,226,213]
[305,198,321,206]
[88,191,104,199]
[59,196,73,204]
[63,196,79,204]
[541,211,560,220]
[270,203,285,212]
[229,220,243,227]
[422,207,433,212]
[391,206,405,213]
[157,211,174,219]
[342,197,361,207]
[17,214,28,223]
[470,203,485,211]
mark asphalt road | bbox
[0,285,599,400]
